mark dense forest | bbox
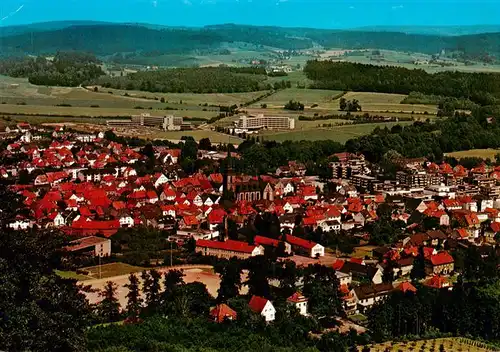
[0,51,104,87]
[96,67,273,93]
[1,22,500,59]
[304,61,500,105]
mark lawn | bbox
[81,262,146,279]
[446,149,500,160]
[262,121,413,144]
[358,337,496,352]
[340,92,438,114]
[55,270,91,281]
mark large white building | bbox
[131,113,183,130]
[237,114,295,130]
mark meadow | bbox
[446,149,500,160]
[260,121,413,144]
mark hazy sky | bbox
[0,0,499,28]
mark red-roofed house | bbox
[424,275,451,289]
[285,234,324,258]
[210,304,237,323]
[287,292,308,316]
[249,295,275,322]
[396,281,417,294]
[254,235,291,255]
[426,251,454,275]
[195,239,264,259]
[65,236,111,257]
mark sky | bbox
[0,0,499,29]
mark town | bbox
[2,120,500,351]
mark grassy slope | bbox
[445,149,500,159]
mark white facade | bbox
[261,300,276,322]
[310,243,325,258]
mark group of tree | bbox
[339,97,362,112]
[284,100,305,111]
[369,245,500,343]
[345,108,500,163]
[95,66,290,94]
[0,51,104,87]
[304,61,500,106]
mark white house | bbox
[287,292,308,316]
[249,296,275,322]
[119,215,134,228]
[154,173,170,188]
[53,213,66,227]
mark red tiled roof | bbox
[287,292,308,303]
[332,259,345,271]
[210,304,237,323]
[248,295,269,313]
[491,222,500,233]
[254,235,281,248]
[285,234,319,250]
[397,281,417,293]
[196,239,258,254]
[429,251,454,266]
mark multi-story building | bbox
[131,113,183,130]
[331,154,369,179]
[237,114,295,130]
[195,239,264,259]
[397,169,432,187]
[351,174,378,191]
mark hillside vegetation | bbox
[304,61,500,105]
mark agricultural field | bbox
[260,121,413,144]
[92,86,267,106]
[322,49,500,74]
[358,337,496,352]
[339,92,438,114]
[251,88,344,109]
[446,149,500,160]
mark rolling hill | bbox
[0,22,499,59]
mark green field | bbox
[339,92,438,114]
[446,149,500,160]
[251,88,344,109]
[358,337,496,352]
[261,121,413,144]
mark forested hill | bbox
[1,22,500,57]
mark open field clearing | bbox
[340,92,438,114]
[82,262,146,279]
[251,88,344,108]
[93,86,267,106]
[358,337,496,352]
[446,149,500,160]
[0,103,217,118]
[83,265,249,308]
[261,121,413,144]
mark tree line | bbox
[304,61,500,106]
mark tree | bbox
[284,100,304,111]
[214,257,242,302]
[199,137,212,151]
[410,246,426,281]
[339,97,347,111]
[245,256,271,298]
[0,228,92,352]
[142,269,162,314]
[98,281,121,323]
[303,264,342,318]
[162,269,185,312]
[125,273,143,320]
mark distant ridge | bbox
[352,25,500,36]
